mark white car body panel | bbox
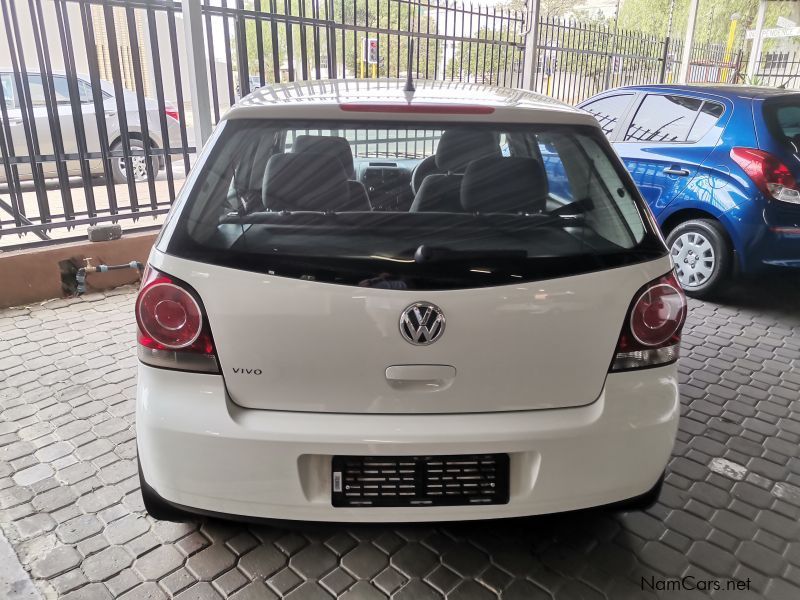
[149,249,673,414]
[137,363,679,522]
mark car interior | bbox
[223,126,557,217]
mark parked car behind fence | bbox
[1,70,182,184]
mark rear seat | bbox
[261,152,351,212]
[292,135,371,211]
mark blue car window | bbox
[581,94,633,136]
[687,101,724,142]
[767,102,800,139]
[625,94,703,143]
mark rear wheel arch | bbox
[109,131,159,149]
[660,208,725,237]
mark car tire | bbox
[137,456,189,522]
[110,139,159,184]
[666,219,731,298]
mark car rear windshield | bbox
[764,96,800,143]
[167,119,663,289]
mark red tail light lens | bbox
[630,282,686,346]
[165,108,180,121]
[610,271,687,372]
[135,266,219,373]
[730,147,800,204]
[138,280,202,349]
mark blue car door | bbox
[613,93,725,217]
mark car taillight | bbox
[135,266,219,373]
[165,108,180,122]
[610,271,687,372]
[338,103,495,114]
[730,147,800,204]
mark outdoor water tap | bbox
[75,260,144,296]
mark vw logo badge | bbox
[399,302,445,346]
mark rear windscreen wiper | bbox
[413,245,527,264]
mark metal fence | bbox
[530,19,743,105]
[0,0,742,249]
[0,0,193,246]
[752,50,800,88]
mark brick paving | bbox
[0,272,799,599]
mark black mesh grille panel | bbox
[331,454,509,508]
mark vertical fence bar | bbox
[55,0,96,221]
[299,0,309,81]
[0,56,26,230]
[204,0,221,122]
[326,0,337,78]
[268,0,281,83]
[102,3,139,211]
[125,5,158,210]
[146,2,176,203]
[253,0,265,85]
[219,0,236,105]
[29,0,74,222]
[659,36,670,83]
[235,1,250,94]
[80,0,119,217]
[1,0,50,223]
[184,0,213,147]
[286,0,296,81]
[166,0,192,172]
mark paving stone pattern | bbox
[0,273,799,599]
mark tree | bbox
[239,0,440,84]
[501,0,585,19]
[618,0,794,47]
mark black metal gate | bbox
[0,1,742,250]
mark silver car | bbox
[0,71,182,184]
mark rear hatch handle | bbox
[385,365,456,392]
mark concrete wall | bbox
[0,1,90,74]
[0,232,156,308]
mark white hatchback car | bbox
[136,79,686,523]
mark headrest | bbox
[234,134,276,192]
[461,157,548,214]
[292,135,356,178]
[262,153,350,212]
[435,129,502,172]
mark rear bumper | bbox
[746,204,800,270]
[753,229,800,269]
[136,364,679,522]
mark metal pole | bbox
[659,36,671,83]
[182,0,213,147]
[746,0,768,81]
[677,0,700,84]
[521,0,540,90]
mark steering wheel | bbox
[411,155,439,195]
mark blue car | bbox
[578,84,800,296]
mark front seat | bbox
[232,134,278,213]
[460,156,549,214]
[262,152,350,212]
[410,129,502,212]
[292,135,371,210]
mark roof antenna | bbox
[404,40,416,94]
